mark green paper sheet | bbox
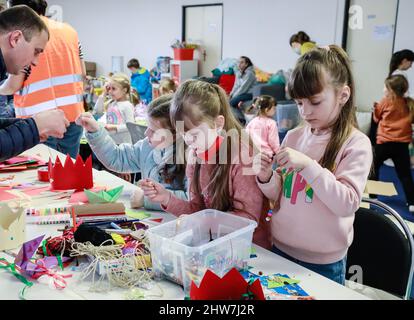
[267,276,300,289]
[126,209,151,220]
[84,186,124,203]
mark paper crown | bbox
[48,155,93,191]
[190,268,265,300]
[0,203,26,251]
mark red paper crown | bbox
[190,268,265,300]
[48,155,93,191]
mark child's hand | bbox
[130,186,144,209]
[255,152,275,184]
[138,179,172,207]
[75,112,100,133]
[275,147,313,172]
[105,124,117,132]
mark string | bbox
[70,237,155,293]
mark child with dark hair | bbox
[246,95,280,155]
[127,58,152,104]
[389,49,414,98]
[289,31,316,56]
[229,56,257,126]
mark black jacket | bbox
[0,118,40,161]
[0,49,40,161]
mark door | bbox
[184,4,223,77]
[346,0,399,111]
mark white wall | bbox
[394,0,414,91]
[47,0,345,77]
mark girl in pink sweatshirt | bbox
[256,45,372,284]
[246,95,280,155]
[140,80,271,249]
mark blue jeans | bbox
[230,93,253,108]
[272,245,347,285]
[0,97,15,118]
[44,122,83,158]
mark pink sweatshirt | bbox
[257,125,372,264]
[246,116,280,155]
[162,146,271,249]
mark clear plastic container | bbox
[275,103,300,133]
[146,209,257,294]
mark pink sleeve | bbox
[162,164,204,216]
[229,164,264,223]
[256,171,283,201]
[268,120,280,154]
[299,133,373,217]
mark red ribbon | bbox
[31,260,72,290]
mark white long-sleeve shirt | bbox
[93,95,135,144]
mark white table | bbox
[0,145,369,300]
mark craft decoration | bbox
[0,258,33,299]
[13,236,72,289]
[69,186,106,204]
[189,268,265,300]
[37,167,49,182]
[48,155,93,191]
[0,203,26,251]
[14,235,45,271]
[84,186,124,204]
[0,155,46,172]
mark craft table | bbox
[0,144,370,300]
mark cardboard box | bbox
[361,180,397,209]
[85,61,97,77]
[364,180,398,197]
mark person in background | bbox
[93,74,135,145]
[372,74,414,213]
[128,58,152,104]
[0,0,85,159]
[159,78,177,96]
[229,56,257,126]
[290,31,317,56]
[389,49,414,98]
[246,95,280,155]
[0,5,69,161]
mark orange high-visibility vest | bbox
[14,17,84,122]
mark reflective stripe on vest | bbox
[14,94,83,117]
[16,74,83,96]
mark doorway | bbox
[183,4,223,77]
[346,0,399,111]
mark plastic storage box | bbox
[146,209,257,294]
[275,102,300,134]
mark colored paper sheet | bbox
[126,209,151,220]
[0,204,22,230]
[14,235,45,270]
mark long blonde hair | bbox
[288,45,357,172]
[109,73,139,105]
[170,80,253,211]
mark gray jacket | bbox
[86,127,188,210]
[230,66,257,98]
